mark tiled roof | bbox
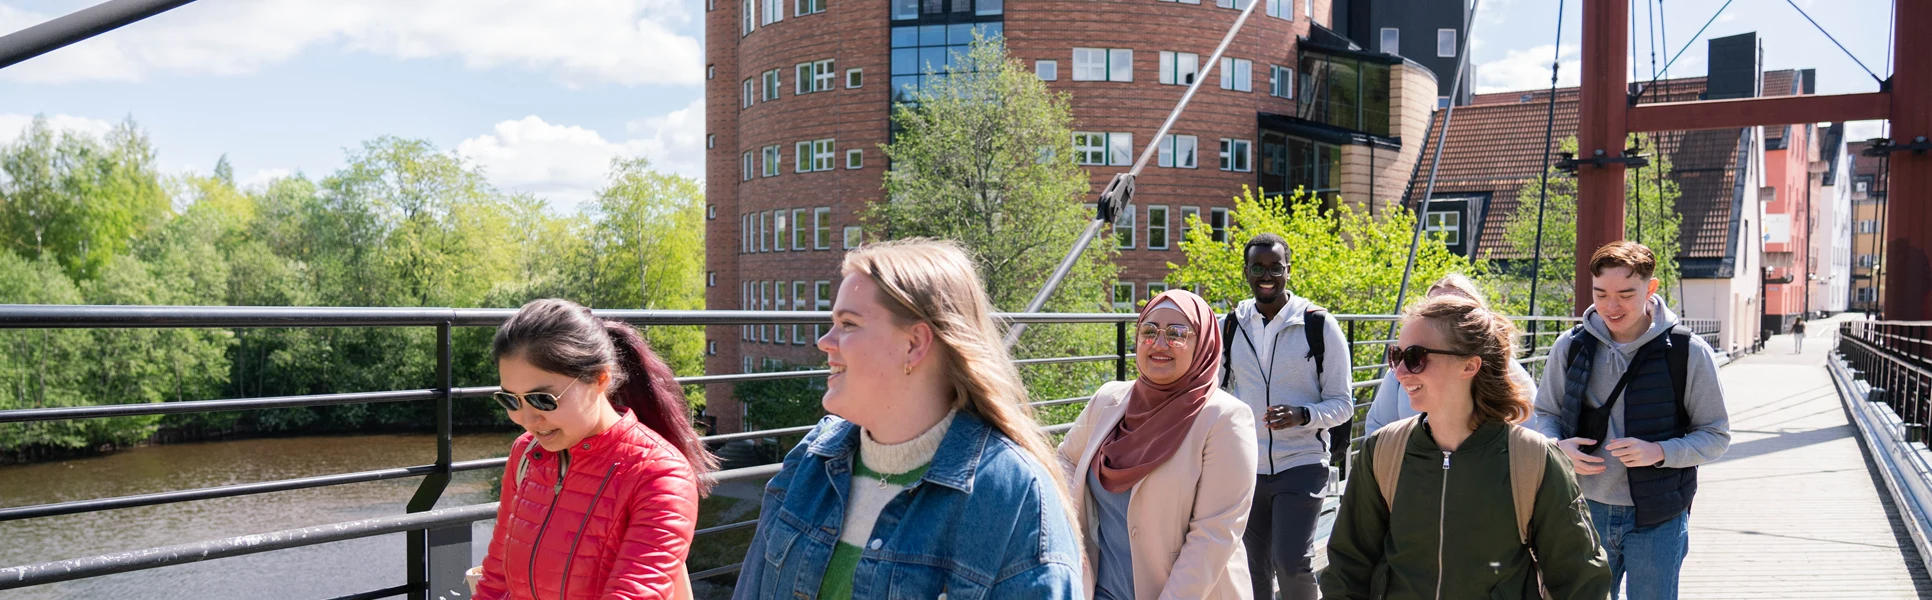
[1409,76,1748,262]
[1848,140,1884,178]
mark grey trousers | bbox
[1245,464,1328,600]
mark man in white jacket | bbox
[1223,233,1353,600]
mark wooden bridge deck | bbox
[1680,321,1931,599]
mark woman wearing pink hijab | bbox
[1057,289,1261,600]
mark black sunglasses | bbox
[1386,344,1472,374]
[493,380,579,412]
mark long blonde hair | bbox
[840,239,1082,534]
[1404,295,1530,430]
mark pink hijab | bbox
[1093,289,1222,493]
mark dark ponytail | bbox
[603,319,719,493]
[493,299,718,494]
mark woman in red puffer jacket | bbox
[475,299,720,600]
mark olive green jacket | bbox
[1320,420,1612,600]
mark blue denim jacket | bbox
[731,411,1083,600]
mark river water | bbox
[0,431,522,599]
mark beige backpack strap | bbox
[1505,425,1550,545]
[1372,416,1423,510]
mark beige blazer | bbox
[1058,380,1259,600]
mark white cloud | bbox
[0,0,700,87]
[1476,44,1580,94]
[456,101,704,212]
[1844,120,1886,143]
[240,168,293,190]
[0,112,115,145]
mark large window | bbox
[796,0,826,16]
[742,78,755,108]
[774,211,788,252]
[792,281,810,344]
[815,281,834,338]
[1260,131,1342,199]
[1158,134,1198,168]
[1180,206,1200,241]
[1266,0,1292,19]
[1271,65,1294,98]
[893,0,1001,19]
[1160,51,1199,86]
[760,211,770,251]
[1298,50,1392,136]
[1425,210,1461,245]
[791,208,808,250]
[742,151,753,181]
[891,22,1006,103]
[843,226,862,249]
[814,60,836,91]
[762,145,781,177]
[1219,138,1251,172]
[1859,219,1878,233]
[1437,29,1457,58]
[762,69,781,101]
[1380,28,1400,55]
[1073,48,1132,82]
[743,0,755,35]
[1209,208,1229,243]
[1148,205,1170,249]
[763,0,783,25]
[1113,282,1136,311]
[814,207,832,249]
[1116,204,1136,249]
[1220,58,1252,92]
[1215,0,1252,8]
[1075,132,1133,166]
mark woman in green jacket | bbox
[1321,295,1611,600]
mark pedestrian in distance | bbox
[1059,289,1260,600]
[1322,294,1613,600]
[474,298,719,600]
[732,239,1083,600]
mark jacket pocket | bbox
[887,563,989,600]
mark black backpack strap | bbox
[1220,312,1238,386]
[1305,309,1326,393]
[1565,324,1590,367]
[1668,326,1694,433]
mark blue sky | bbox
[0,0,1895,213]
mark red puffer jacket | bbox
[476,409,700,600]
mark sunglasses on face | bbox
[1246,264,1288,278]
[1136,323,1194,347]
[1386,344,1472,374]
[493,380,580,412]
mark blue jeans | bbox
[1588,500,1690,600]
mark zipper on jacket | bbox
[527,450,570,600]
[1435,451,1451,600]
[558,461,620,600]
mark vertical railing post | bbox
[1116,320,1128,381]
[409,322,459,599]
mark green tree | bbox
[0,117,171,281]
[866,37,1118,421]
[1490,134,1683,319]
[1167,187,1479,387]
[585,158,709,410]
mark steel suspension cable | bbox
[1004,0,1264,347]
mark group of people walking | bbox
[463,236,1731,600]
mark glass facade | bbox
[1297,50,1392,137]
[889,0,1003,105]
[1259,130,1342,200]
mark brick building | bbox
[704,0,1451,432]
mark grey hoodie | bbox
[1532,296,1732,506]
[1224,295,1355,475]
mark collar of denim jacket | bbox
[806,411,991,494]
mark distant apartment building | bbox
[702,0,1444,432]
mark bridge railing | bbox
[1831,320,1932,577]
[0,305,1716,598]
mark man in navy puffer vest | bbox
[1532,241,1732,600]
